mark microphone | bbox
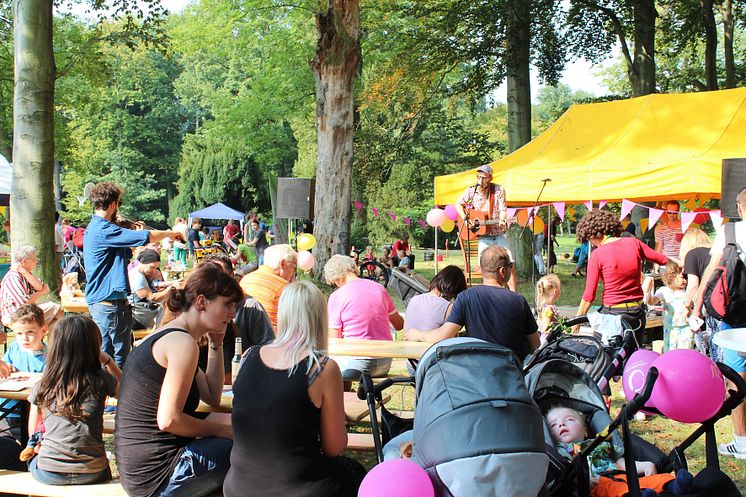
[542,178,552,182]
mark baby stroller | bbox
[525,358,746,497]
[523,315,638,395]
[360,337,549,497]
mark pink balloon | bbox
[358,459,434,497]
[426,208,446,227]
[649,350,725,423]
[444,204,460,221]
[297,250,315,271]
[622,349,660,404]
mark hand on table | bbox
[403,329,421,341]
[0,360,11,379]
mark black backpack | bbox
[704,223,746,325]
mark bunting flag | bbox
[403,217,411,227]
[417,220,427,230]
[598,200,607,209]
[684,198,697,211]
[680,212,697,233]
[553,202,565,221]
[620,199,635,220]
[371,208,379,218]
[353,200,363,212]
[710,210,723,227]
[584,201,593,210]
[648,208,664,229]
[640,218,649,233]
[506,207,516,220]
[388,211,397,221]
[566,206,576,221]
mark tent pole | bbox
[434,226,439,274]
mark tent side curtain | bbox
[189,202,245,221]
[434,88,746,206]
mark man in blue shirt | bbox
[84,182,182,366]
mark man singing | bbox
[455,164,517,291]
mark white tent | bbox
[0,154,11,195]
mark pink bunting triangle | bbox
[620,199,635,220]
[403,217,411,227]
[710,210,723,227]
[388,211,397,222]
[584,201,592,210]
[598,201,607,209]
[553,202,565,221]
[417,220,427,230]
[506,207,516,220]
[648,208,664,229]
[680,212,697,233]
[353,200,363,212]
[371,208,379,218]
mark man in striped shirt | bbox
[239,244,297,330]
[0,245,63,334]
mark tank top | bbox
[223,346,339,497]
[114,328,201,497]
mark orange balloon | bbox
[532,217,545,234]
[516,209,529,227]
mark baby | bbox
[546,406,676,496]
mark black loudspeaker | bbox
[722,159,746,219]
[276,178,315,219]
[389,269,429,307]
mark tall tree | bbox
[311,0,360,271]
[12,0,56,288]
[568,0,657,96]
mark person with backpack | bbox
[693,186,746,460]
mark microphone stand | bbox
[519,178,551,305]
[461,184,480,287]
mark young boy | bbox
[0,304,47,440]
[546,406,674,496]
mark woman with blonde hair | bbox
[536,273,561,342]
[224,280,366,497]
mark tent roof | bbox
[189,202,244,221]
[435,88,746,206]
[0,154,11,195]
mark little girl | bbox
[643,261,690,352]
[536,274,561,343]
[27,315,121,485]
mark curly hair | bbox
[89,182,122,211]
[576,209,622,243]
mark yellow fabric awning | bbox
[434,88,746,206]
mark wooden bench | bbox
[0,469,225,497]
[458,236,482,284]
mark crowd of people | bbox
[0,175,743,497]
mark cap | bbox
[137,249,161,264]
[476,164,493,175]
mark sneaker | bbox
[104,405,117,414]
[718,440,746,459]
[634,412,647,421]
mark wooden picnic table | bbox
[328,338,431,360]
[61,295,88,314]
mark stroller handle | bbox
[357,376,415,401]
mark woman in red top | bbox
[575,209,668,338]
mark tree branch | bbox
[574,0,634,68]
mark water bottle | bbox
[231,337,243,385]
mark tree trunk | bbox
[506,0,531,152]
[720,0,735,89]
[12,0,57,292]
[632,0,656,96]
[701,0,718,91]
[311,0,360,274]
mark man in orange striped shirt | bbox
[239,244,297,329]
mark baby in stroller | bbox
[546,405,674,496]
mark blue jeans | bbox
[88,300,133,367]
[29,456,112,485]
[155,437,232,497]
[477,234,513,262]
[721,321,746,373]
[335,357,392,381]
[706,315,723,362]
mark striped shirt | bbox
[654,223,683,259]
[0,269,32,325]
[239,266,288,329]
[457,183,507,236]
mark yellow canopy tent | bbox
[434,88,746,206]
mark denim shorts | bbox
[477,235,513,262]
[154,437,232,497]
[720,322,746,373]
[29,456,112,485]
[334,356,392,381]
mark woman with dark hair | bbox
[115,265,243,497]
[575,209,668,336]
[403,265,468,342]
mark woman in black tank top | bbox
[224,280,366,497]
[115,266,243,497]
